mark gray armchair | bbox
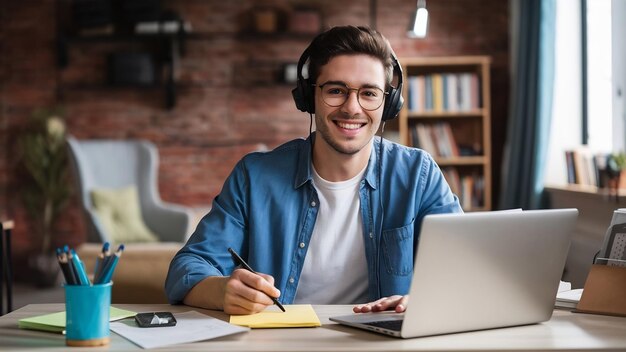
[67,136,192,243]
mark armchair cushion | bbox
[91,186,159,244]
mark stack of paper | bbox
[555,281,583,309]
[229,304,321,328]
[556,289,584,309]
[18,307,137,334]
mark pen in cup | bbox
[57,247,76,285]
[228,247,286,312]
[63,245,79,285]
[95,244,124,284]
[94,242,110,281]
[70,249,90,285]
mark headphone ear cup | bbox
[382,53,404,121]
[292,78,307,112]
[303,78,315,114]
[382,87,403,121]
[292,78,315,114]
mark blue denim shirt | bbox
[165,133,462,304]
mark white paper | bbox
[556,288,584,303]
[110,311,249,349]
[555,288,584,309]
[557,280,572,293]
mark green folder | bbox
[18,307,136,334]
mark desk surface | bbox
[1,304,626,352]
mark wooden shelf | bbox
[407,109,485,119]
[398,56,492,211]
[435,156,488,166]
[545,184,626,198]
[58,31,182,109]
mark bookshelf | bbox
[398,56,492,211]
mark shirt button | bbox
[369,232,374,239]
[310,201,316,207]
[289,277,295,284]
[299,242,306,248]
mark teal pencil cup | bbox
[64,282,112,347]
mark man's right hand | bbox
[223,269,281,315]
[182,269,281,314]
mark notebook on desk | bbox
[330,208,578,338]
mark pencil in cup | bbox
[57,248,76,285]
[61,245,78,285]
[95,244,125,284]
[70,249,91,285]
[93,242,110,283]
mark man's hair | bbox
[307,25,394,87]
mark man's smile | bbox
[334,120,366,130]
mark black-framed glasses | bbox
[314,82,388,111]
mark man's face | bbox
[314,54,386,157]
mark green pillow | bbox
[90,186,159,244]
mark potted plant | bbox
[17,107,72,286]
[604,151,626,202]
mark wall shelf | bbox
[57,30,185,109]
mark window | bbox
[544,0,624,186]
[584,0,612,152]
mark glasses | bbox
[314,82,388,111]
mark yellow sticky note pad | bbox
[229,304,321,328]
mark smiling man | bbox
[165,26,462,315]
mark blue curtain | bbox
[499,0,556,210]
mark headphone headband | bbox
[292,40,404,121]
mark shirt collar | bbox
[294,132,380,190]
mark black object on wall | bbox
[107,52,157,86]
[117,0,162,31]
[71,0,114,30]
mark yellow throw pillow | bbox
[90,186,159,244]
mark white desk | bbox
[1,304,625,351]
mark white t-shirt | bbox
[293,164,369,304]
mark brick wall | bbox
[0,0,509,278]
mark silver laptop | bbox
[330,208,578,338]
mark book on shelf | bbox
[425,75,433,111]
[441,168,484,210]
[410,122,459,158]
[445,73,458,111]
[442,168,461,196]
[564,148,609,188]
[407,72,480,113]
[413,123,437,156]
[461,176,474,209]
[432,73,443,112]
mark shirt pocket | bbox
[381,220,415,276]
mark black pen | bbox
[228,247,286,312]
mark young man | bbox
[165,26,462,315]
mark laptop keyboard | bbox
[363,319,403,331]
